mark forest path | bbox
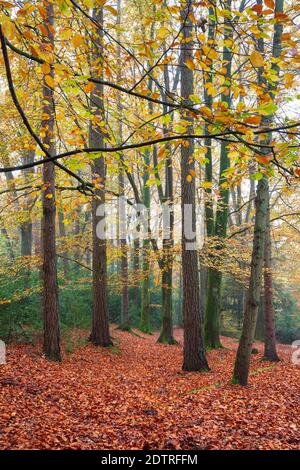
[0,328,299,449]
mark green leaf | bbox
[251,172,263,180]
[258,102,278,116]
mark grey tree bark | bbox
[89,6,111,347]
[41,0,61,361]
[180,0,209,371]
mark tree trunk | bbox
[180,0,209,371]
[233,0,284,384]
[118,170,129,330]
[263,199,280,361]
[89,6,111,347]
[255,295,264,340]
[140,149,151,334]
[58,209,69,278]
[158,37,175,344]
[177,268,183,327]
[133,237,140,305]
[116,0,129,331]
[20,150,34,263]
[158,247,175,343]
[205,0,232,349]
[232,176,269,384]
[42,0,61,361]
[1,228,14,262]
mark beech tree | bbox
[180,0,209,372]
[40,0,61,361]
[89,6,111,347]
[205,0,233,349]
[233,0,284,385]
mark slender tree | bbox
[20,150,34,260]
[41,0,61,361]
[205,0,233,349]
[89,5,111,347]
[140,148,151,334]
[263,201,280,361]
[58,208,69,278]
[180,0,209,371]
[158,27,175,344]
[116,0,130,331]
[233,0,284,384]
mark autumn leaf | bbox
[256,153,273,165]
[250,50,265,67]
[41,63,51,75]
[84,82,96,93]
[184,58,196,70]
[37,4,47,19]
[244,115,261,125]
[202,181,213,189]
[72,34,84,48]
[157,26,170,39]
[44,75,55,89]
[105,5,118,16]
[265,0,275,9]
[202,45,218,60]
[294,168,300,177]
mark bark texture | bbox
[42,0,61,361]
[233,176,269,385]
[263,201,280,361]
[180,0,209,371]
[89,6,111,347]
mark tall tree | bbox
[20,150,34,260]
[139,147,151,334]
[180,0,209,371]
[205,0,233,349]
[263,203,280,361]
[233,0,284,385]
[115,0,129,331]
[157,22,175,344]
[41,0,61,361]
[89,5,111,347]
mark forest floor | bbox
[0,327,299,450]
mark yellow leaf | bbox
[202,181,213,189]
[202,45,218,60]
[45,193,53,199]
[45,75,55,89]
[284,73,294,88]
[105,5,118,16]
[157,26,170,39]
[249,50,265,67]
[158,147,169,159]
[186,175,192,183]
[61,29,73,40]
[72,34,84,48]
[200,106,213,119]
[185,58,196,70]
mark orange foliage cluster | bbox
[0,329,299,450]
